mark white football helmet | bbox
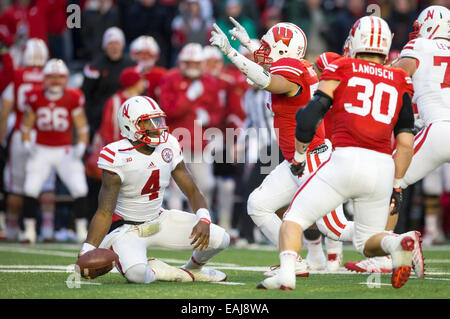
[23,38,49,67]
[349,16,392,58]
[178,43,204,79]
[410,5,449,40]
[117,96,168,146]
[42,59,69,94]
[254,22,307,66]
[130,35,160,69]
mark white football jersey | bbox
[97,134,183,222]
[399,38,450,125]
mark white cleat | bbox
[326,253,343,272]
[148,258,194,282]
[306,249,326,270]
[257,275,294,290]
[411,231,425,279]
[345,256,392,273]
[390,231,416,289]
[264,258,309,277]
[181,267,227,282]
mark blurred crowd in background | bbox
[0,0,449,247]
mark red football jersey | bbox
[158,69,222,152]
[141,66,167,102]
[268,57,325,162]
[98,90,128,145]
[315,52,343,141]
[6,67,44,131]
[26,88,85,146]
[314,52,342,73]
[320,57,413,155]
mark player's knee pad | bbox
[209,225,230,251]
[124,263,156,284]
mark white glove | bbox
[209,23,232,56]
[229,17,250,44]
[79,242,96,256]
[186,80,204,101]
[195,108,210,126]
[74,142,87,158]
[23,140,35,155]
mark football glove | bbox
[186,79,204,101]
[229,17,251,45]
[210,24,232,56]
[390,187,403,215]
[290,151,306,177]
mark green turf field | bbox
[0,242,449,299]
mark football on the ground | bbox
[76,248,119,279]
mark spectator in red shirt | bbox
[159,42,222,210]
[129,35,167,103]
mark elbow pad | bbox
[394,93,414,136]
[295,90,333,143]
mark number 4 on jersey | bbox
[141,169,160,200]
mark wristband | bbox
[393,179,402,189]
[195,208,211,224]
[80,242,96,255]
[294,151,306,163]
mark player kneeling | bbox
[77,96,229,284]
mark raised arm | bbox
[210,23,299,96]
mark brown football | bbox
[76,248,119,279]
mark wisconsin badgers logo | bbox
[272,27,293,46]
[122,104,130,119]
[161,148,173,163]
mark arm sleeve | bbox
[394,93,414,136]
[295,90,333,143]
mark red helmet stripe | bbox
[377,18,382,47]
[428,24,440,39]
[142,96,157,110]
[369,17,375,46]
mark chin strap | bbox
[118,141,147,152]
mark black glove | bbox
[290,160,306,177]
[390,187,403,215]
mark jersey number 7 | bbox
[141,169,160,200]
[433,56,450,89]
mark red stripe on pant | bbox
[414,124,432,154]
[322,215,342,238]
[110,246,123,275]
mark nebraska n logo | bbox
[272,27,293,46]
[122,104,130,118]
[424,10,434,21]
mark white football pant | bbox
[24,144,88,199]
[284,147,394,255]
[247,139,350,247]
[100,209,230,277]
[4,130,55,194]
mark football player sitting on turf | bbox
[78,96,230,284]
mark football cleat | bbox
[411,231,425,279]
[345,256,392,274]
[326,253,343,272]
[256,275,294,290]
[264,258,309,277]
[180,267,227,282]
[306,248,326,270]
[148,258,194,282]
[390,231,416,289]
